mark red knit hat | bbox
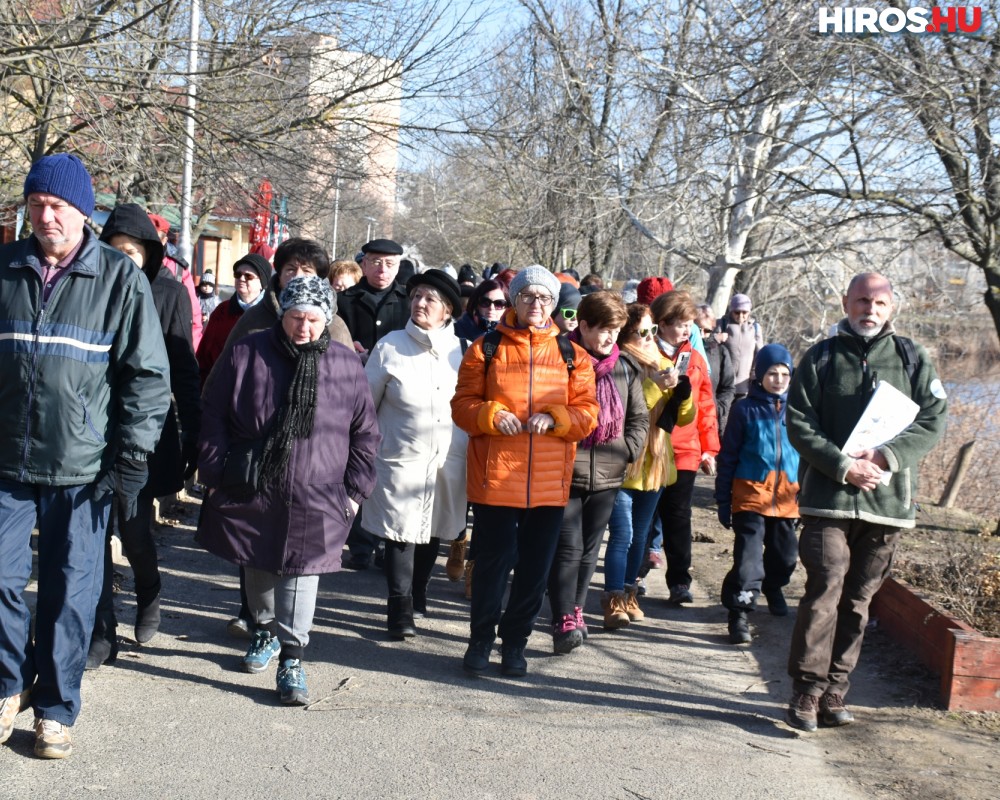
[636,276,674,306]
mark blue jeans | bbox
[605,488,662,592]
[0,480,110,726]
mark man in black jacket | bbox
[336,238,409,361]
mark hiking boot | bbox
[227,617,252,639]
[463,560,474,600]
[500,642,528,677]
[276,659,310,705]
[552,614,584,654]
[446,539,467,582]
[85,635,118,670]
[601,591,631,630]
[646,550,665,570]
[463,638,494,674]
[819,692,855,726]
[785,692,820,732]
[574,606,588,639]
[623,584,645,621]
[728,610,752,644]
[134,594,161,644]
[0,690,29,745]
[242,630,281,673]
[34,717,72,759]
[764,589,789,617]
[668,584,694,605]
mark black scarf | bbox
[256,326,331,490]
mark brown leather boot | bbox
[463,560,474,600]
[446,539,467,582]
[601,591,631,630]
[623,584,645,621]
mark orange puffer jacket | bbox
[451,312,598,508]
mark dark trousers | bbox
[383,538,440,600]
[656,469,697,588]
[469,504,564,646]
[547,487,618,620]
[787,517,900,698]
[346,506,379,562]
[720,512,798,611]
[0,480,110,726]
[94,494,161,642]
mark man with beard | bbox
[783,272,947,732]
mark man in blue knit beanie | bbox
[0,154,170,759]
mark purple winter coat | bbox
[195,326,380,575]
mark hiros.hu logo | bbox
[818,6,982,33]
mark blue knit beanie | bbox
[23,154,96,218]
[755,343,794,380]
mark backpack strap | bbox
[481,330,502,374]
[556,335,576,372]
[894,335,919,396]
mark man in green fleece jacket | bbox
[783,272,947,732]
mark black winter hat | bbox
[361,238,403,256]
[408,268,462,316]
[99,202,164,282]
[232,253,273,285]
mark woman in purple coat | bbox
[196,276,379,705]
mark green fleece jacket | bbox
[786,320,947,528]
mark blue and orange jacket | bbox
[714,382,799,518]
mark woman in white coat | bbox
[363,269,468,639]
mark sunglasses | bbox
[558,308,578,321]
[234,272,258,282]
[636,327,656,338]
[478,298,508,310]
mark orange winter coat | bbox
[451,312,598,508]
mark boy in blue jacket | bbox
[715,344,800,644]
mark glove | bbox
[717,503,732,529]
[672,374,692,403]
[98,456,149,521]
[656,376,693,433]
[181,438,200,481]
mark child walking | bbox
[715,344,800,644]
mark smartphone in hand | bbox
[675,351,691,375]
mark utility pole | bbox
[178,0,200,268]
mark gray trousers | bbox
[244,568,320,653]
[787,517,900,698]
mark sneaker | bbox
[227,617,252,640]
[276,659,310,705]
[601,591,631,630]
[646,549,665,570]
[668,584,694,605]
[764,589,789,617]
[33,717,72,759]
[635,577,647,597]
[242,630,281,673]
[623,584,645,621]
[785,692,820,732]
[0,690,29,745]
[500,643,528,677]
[728,610,752,644]
[463,638,494,674]
[574,606,588,639]
[552,614,584,654]
[819,692,855,726]
[445,539,467,582]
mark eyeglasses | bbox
[478,298,508,310]
[636,327,655,338]
[558,308,577,321]
[366,258,398,268]
[517,293,554,307]
[234,272,258,282]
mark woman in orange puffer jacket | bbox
[451,265,598,678]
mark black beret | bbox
[361,238,404,256]
[407,268,462,316]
